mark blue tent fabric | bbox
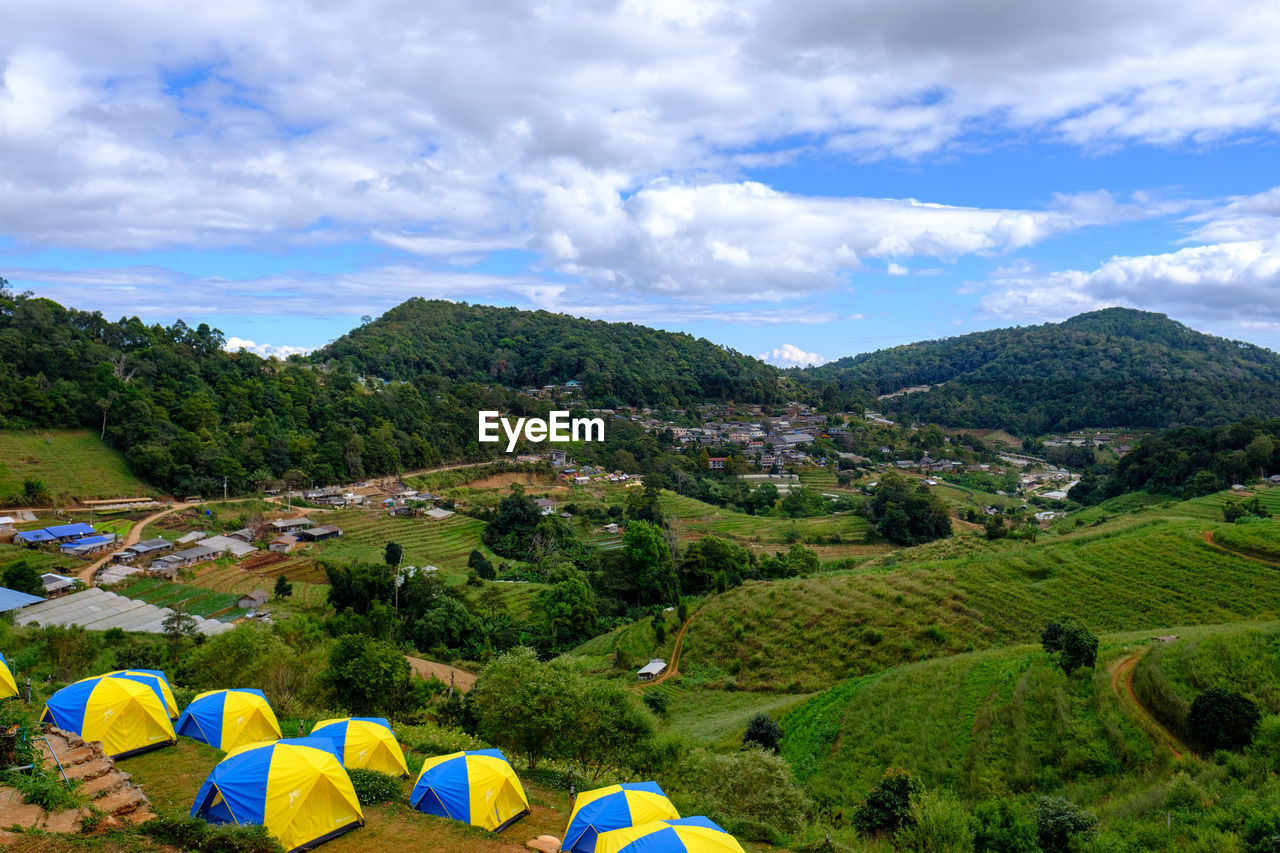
[272,736,342,760]
[192,743,276,825]
[310,717,392,764]
[176,688,274,748]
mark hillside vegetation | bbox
[678,488,1280,692]
[315,298,783,406]
[0,429,149,503]
[799,308,1280,432]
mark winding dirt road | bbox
[76,503,192,585]
[636,605,705,689]
[1108,650,1188,760]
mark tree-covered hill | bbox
[314,298,782,407]
[0,284,526,496]
[797,308,1280,433]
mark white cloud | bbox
[224,338,313,359]
[887,262,908,276]
[979,238,1280,330]
[759,343,827,367]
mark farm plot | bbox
[111,576,241,619]
[660,492,875,554]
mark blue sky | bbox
[4,1,1280,364]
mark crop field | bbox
[0,430,150,502]
[307,510,500,577]
[659,492,877,557]
[1207,517,1280,562]
[680,511,1280,692]
[797,468,839,490]
[112,576,242,619]
[780,643,1151,810]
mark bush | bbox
[972,798,1038,853]
[853,768,921,837]
[743,713,783,753]
[675,746,812,840]
[347,768,402,805]
[1187,688,1261,753]
[1035,796,1096,853]
[642,690,669,718]
[895,790,974,853]
[143,815,284,853]
[1040,621,1098,673]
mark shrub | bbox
[643,690,669,718]
[1034,796,1096,853]
[895,789,974,853]
[675,746,812,840]
[743,713,783,753]
[853,768,921,837]
[1040,621,1098,673]
[347,768,401,805]
[972,798,1038,853]
[1187,688,1261,753]
[143,815,283,853]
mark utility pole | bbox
[223,477,228,503]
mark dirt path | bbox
[637,605,704,689]
[1108,650,1187,760]
[1201,529,1280,568]
[405,656,477,692]
[77,503,192,585]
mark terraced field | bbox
[0,543,80,574]
[659,493,880,560]
[0,430,150,502]
[680,510,1280,692]
[308,510,501,578]
[112,576,242,619]
[1209,517,1280,562]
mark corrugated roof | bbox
[45,523,97,538]
[15,530,56,543]
[0,586,45,612]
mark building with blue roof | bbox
[15,529,57,545]
[44,523,98,541]
[0,587,45,613]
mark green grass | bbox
[664,688,814,748]
[0,429,150,502]
[0,543,80,574]
[1209,517,1280,563]
[1133,622,1280,741]
[679,490,1280,692]
[780,642,1153,815]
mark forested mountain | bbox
[0,284,530,495]
[315,298,782,407]
[798,308,1280,433]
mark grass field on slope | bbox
[0,429,149,502]
[680,503,1280,691]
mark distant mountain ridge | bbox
[314,298,783,407]
[798,308,1280,433]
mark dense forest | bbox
[1083,417,1280,501]
[0,283,540,495]
[798,308,1280,433]
[316,298,783,407]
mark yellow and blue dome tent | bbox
[41,675,176,758]
[594,817,746,853]
[190,739,364,853]
[309,717,408,778]
[0,652,18,699]
[176,689,282,751]
[564,782,681,853]
[75,669,179,719]
[410,748,530,831]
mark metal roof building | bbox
[13,588,233,636]
[0,586,45,613]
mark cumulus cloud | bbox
[760,344,827,367]
[978,238,1280,330]
[224,338,313,359]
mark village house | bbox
[239,589,270,609]
[269,535,299,553]
[297,525,343,543]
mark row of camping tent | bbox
[4,658,746,853]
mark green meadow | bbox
[0,429,150,502]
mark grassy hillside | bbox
[679,488,1280,692]
[0,429,150,502]
[1133,623,1280,743]
[781,622,1280,848]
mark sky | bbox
[4,1,1280,366]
